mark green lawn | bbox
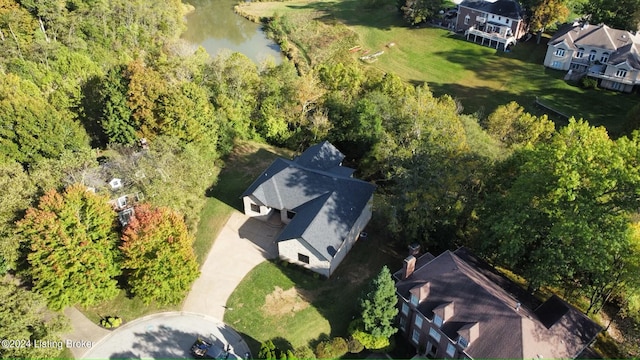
[238,0,636,136]
[224,203,403,354]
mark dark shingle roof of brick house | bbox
[395,248,602,358]
[459,0,524,19]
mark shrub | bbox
[293,346,315,359]
[349,319,392,350]
[100,316,122,329]
[347,337,364,353]
[315,337,348,359]
[579,76,598,89]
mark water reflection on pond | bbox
[182,0,283,64]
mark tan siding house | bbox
[544,23,640,92]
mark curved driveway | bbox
[81,312,250,359]
[182,211,280,320]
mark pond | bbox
[181,0,283,64]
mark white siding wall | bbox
[543,43,573,70]
[329,194,374,275]
[278,238,331,277]
[243,196,272,221]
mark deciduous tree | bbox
[480,120,640,309]
[0,278,70,359]
[120,203,199,305]
[484,101,555,147]
[16,184,121,310]
[579,0,640,31]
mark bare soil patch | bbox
[262,286,315,316]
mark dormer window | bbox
[600,52,610,63]
[433,314,444,327]
[458,335,469,348]
[410,294,419,306]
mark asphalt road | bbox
[82,312,250,359]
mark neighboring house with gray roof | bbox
[455,0,527,50]
[544,22,640,92]
[241,141,375,277]
[394,248,601,359]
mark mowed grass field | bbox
[237,0,636,136]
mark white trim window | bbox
[600,52,610,63]
[446,343,456,357]
[464,15,470,25]
[411,329,420,344]
[433,314,444,327]
[428,327,442,342]
[615,69,628,78]
[576,48,584,58]
[589,50,597,61]
[554,48,565,56]
[415,315,423,328]
[551,61,562,69]
[410,294,419,306]
[611,81,623,90]
[401,302,409,315]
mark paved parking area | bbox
[81,312,250,359]
[182,211,280,319]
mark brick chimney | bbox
[403,255,416,279]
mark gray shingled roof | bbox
[459,0,524,19]
[549,23,640,69]
[242,142,375,261]
[395,249,602,358]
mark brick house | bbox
[394,248,602,358]
[544,22,640,92]
[455,0,527,50]
[241,141,375,277]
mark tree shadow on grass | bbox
[282,0,404,30]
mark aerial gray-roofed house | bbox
[455,0,527,50]
[241,141,375,277]
[394,248,602,359]
[544,22,640,92]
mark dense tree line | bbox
[2,0,640,356]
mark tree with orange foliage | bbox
[15,184,121,310]
[121,204,199,305]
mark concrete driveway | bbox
[182,211,280,319]
[81,312,250,359]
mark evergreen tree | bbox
[359,266,398,338]
[16,184,121,310]
[120,204,199,305]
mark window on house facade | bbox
[402,302,409,315]
[457,336,469,348]
[491,14,494,18]
[464,15,470,25]
[298,253,310,264]
[576,48,584,58]
[506,18,510,24]
[551,61,562,69]
[415,315,423,328]
[616,69,628,78]
[554,48,565,56]
[601,52,610,62]
[410,294,419,306]
[399,316,407,331]
[428,327,442,342]
[411,329,420,344]
[498,16,501,20]
[611,81,623,90]
[250,203,260,213]
[433,314,443,327]
[589,50,597,61]
[446,343,456,357]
